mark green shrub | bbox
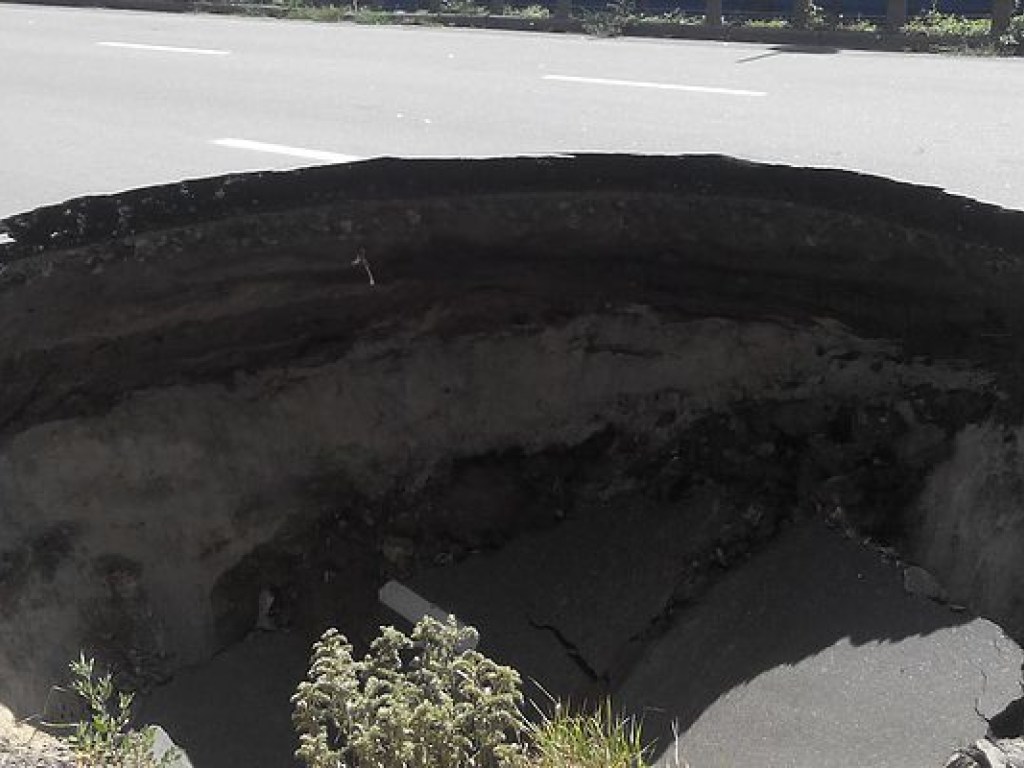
[350,8,394,23]
[641,10,702,24]
[506,3,551,17]
[62,654,178,768]
[743,17,790,28]
[292,616,659,768]
[807,2,826,29]
[441,0,490,14]
[284,4,347,21]
[292,616,526,768]
[903,8,990,37]
[834,17,879,31]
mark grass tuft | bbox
[528,698,650,768]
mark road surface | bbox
[2,3,1023,218]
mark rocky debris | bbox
[0,708,74,768]
[149,724,193,768]
[0,725,192,768]
[0,743,75,768]
[945,739,1024,768]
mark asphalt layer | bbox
[2,3,1024,218]
[414,517,1024,768]
[617,523,1024,768]
[136,517,1024,768]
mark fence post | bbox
[886,0,906,29]
[705,0,722,26]
[992,0,1013,35]
[554,0,571,19]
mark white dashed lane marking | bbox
[97,41,230,55]
[211,138,362,163]
[543,74,766,97]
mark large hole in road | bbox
[3,155,1024,767]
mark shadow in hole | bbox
[614,521,1017,767]
[990,696,1024,739]
[406,478,1019,767]
[136,518,386,768]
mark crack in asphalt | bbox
[971,658,998,733]
[527,616,609,687]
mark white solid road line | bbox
[97,41,230,56]
[212,138,362,163]
[543,74,767,97]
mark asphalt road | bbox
[2,3,1024,219]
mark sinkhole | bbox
[3,155,1024,767]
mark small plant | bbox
[605,0,636,20]
[904,6,990,37]
[642,10,701,24]
[999,13,1024,50]
[806,1,826,28]
[528,698,650,768]
[292,616,526,768]
[743,17,790,28]
[350,7,393,23]
[834,16,880,32]
[578,0,636,37]
[441,0,490,14]
[788,0,825,29]
[62,654,178,768]
[284,3,347,21]
[506,3,551,18]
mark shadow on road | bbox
[736,43,840,63]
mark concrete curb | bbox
[1,0,1016,53]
